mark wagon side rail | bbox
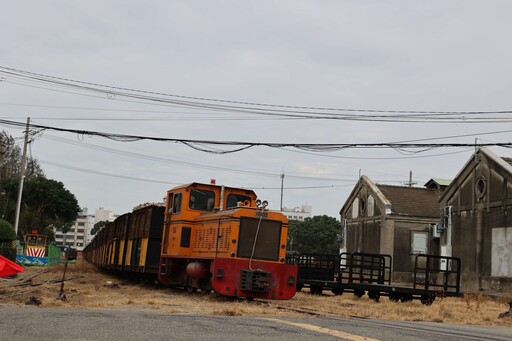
[340,252,392,285]
[413,254,461,296]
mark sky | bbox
[2,1,512,218]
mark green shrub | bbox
[0,245,16,261]
[0,219,16,241]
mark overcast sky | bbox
[2,1,512,218]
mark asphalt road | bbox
[1,306,510,341]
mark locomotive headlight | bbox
[262,200,268,208]
[256,199,262,208]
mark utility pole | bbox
[405,170,417,187]
[14,117,30,238]
[280,173,284,211]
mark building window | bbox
[367,195,374,216]
[411,231,428,254]
[359,197,366,214]
[351,198,359,219]
[475,176,487,199]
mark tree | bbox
[0,177,80,238]
[0,219,16,261]
[0,130,45,225]
[91,220,108,236]
[39,225,56,244]
[287,215,342,255]
[0,131,77,241]
[0,131,44,179]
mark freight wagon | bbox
[289,252,461,305]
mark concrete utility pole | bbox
[14,117,30,238]
[280,173,284,211]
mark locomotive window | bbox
[180,226,191,248]
[27,235,37,246]
[189,189,215,210]
[237,217,281,261]
[227,194,252,208]
[172,193,182,214]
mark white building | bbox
[280,205,312,221]
[54,207,95,251]
[94,207,116,225]
[54,207,116,251]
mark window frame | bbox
[410,231,428,254]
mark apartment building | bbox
[280,205,313,221]
[54,207,116,251]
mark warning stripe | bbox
[26,247,45,257]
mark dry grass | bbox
[1,262,511,328]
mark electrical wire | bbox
[1,118,511,155]
[3,65,512,123]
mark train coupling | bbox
[240,269,272,292]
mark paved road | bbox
[1,306,510,341]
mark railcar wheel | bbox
[331,288,343,295]
[201,288,211,295]
[354,289,365,298]
[400,294,412,303]
[310,286,323,295]
[420,294,435,306]
[389,293,400,302]
[368,290,380,302]
[186,286,197,294]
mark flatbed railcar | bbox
[288,252,461,305]
[83,182,297,300]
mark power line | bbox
[41,134,355,181]
[3,65,512,123]
[38,159,181,185]
[1,118,511,155]
[39,158,356,190]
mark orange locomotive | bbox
[84,182,298,300]
[159,182,297,300]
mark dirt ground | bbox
[1,262,511,328]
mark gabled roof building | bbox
[439,147,512,292]
[340,175,441,282]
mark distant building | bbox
[94,207,116,225]
[53,207,117,251]
[424,178,451,192]
[280,205,312,221]
[54,207,95,251]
